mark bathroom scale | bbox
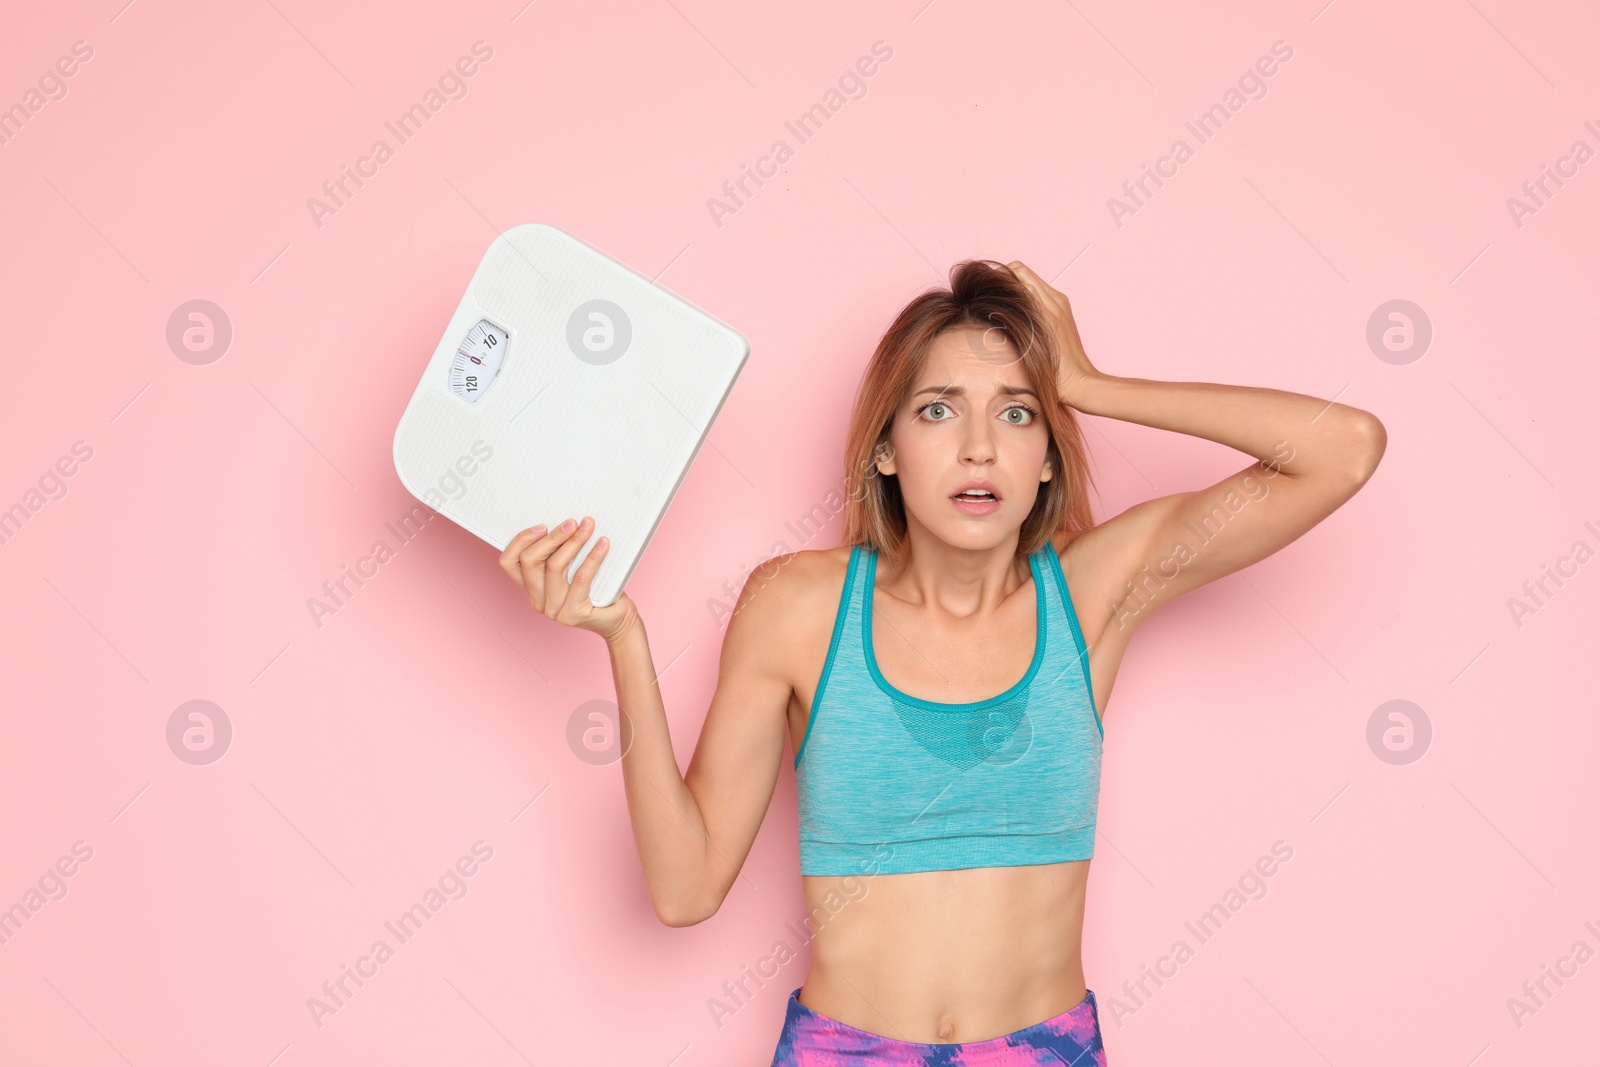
[393,222,749,607]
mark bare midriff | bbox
[795,858,1092,1043]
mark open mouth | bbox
[952,487,1001,514]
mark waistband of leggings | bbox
[784,985,1099,1038]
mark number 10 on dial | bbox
[447,319,509,404]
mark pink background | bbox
[3,1,1597,1063]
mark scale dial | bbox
[447,319,509,403]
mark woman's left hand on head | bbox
[1005,260,1102,409]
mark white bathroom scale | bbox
[393,223,749,606]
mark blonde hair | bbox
[840,259,1097,570]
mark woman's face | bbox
[878,326,1052,549]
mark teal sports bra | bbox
[794,540,1103,877]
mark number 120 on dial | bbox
[447,319,509,404]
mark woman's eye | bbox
[1003,405,1036,425]
[921,402,951,420]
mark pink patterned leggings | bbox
[768,986,1107,1066]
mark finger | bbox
[1005,260,1039,285]
[543,517,594,618]
[1007,261,1057,300]
[499,525,549,586]
[1004,261,1048,305]
[516,518,579,602]
[512,521,573,587]
[569,530,610,607]
[519,518,580,568]
[503,524,550,560]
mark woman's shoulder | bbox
[720,547,855,694]
[728,544,856,639]
[745,543,854,603]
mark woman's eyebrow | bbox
[911,384,1041,400]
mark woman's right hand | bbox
[499,516,639,643]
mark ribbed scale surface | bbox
[393,224,747,606]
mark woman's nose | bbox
[959,421,997,462]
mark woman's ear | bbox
[1040,457,1053,484]
[875,443,897,477]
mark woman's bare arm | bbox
[501,520,798,927]
[604,556,801,927]
[1066,376,1383,623]
[1004,261,1386,630]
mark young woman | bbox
[498,260,1386,1064]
